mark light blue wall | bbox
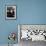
[19,0,46,24]
[0,0,46,44]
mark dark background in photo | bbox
[7,7,15,17]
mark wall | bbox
[0,0,46,44]
[19,0,46,24]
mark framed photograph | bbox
[5,5,16,20]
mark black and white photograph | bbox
[5,5,16,20]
